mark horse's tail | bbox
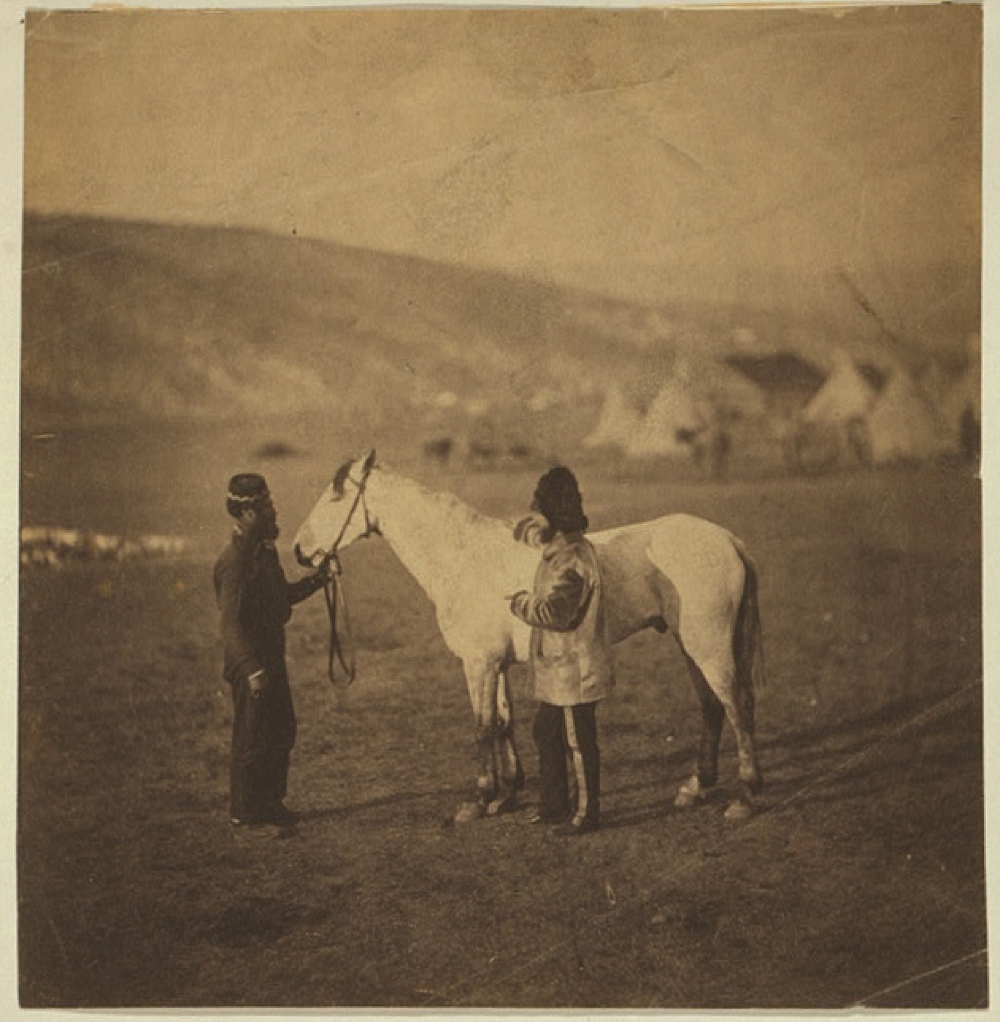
[732,539,766,726]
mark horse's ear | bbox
[362,449,377,474]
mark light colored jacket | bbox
[510,518,615,706]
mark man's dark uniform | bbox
[214,480,325,824]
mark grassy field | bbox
[17,424,984,1008]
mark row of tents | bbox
[798,350,975,465]
[581,344,980,469]
[583,359,765,459]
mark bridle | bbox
[326,458,379,557]
[307,457,380,687]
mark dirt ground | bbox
[17,429,985,1008]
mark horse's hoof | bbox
[486,794,518,817]
[454,801,486,824]
[674,777,707,809]
[723,799,754,821]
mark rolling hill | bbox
[19,213,974,459]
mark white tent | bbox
[625,364,708,458]
[699,361,767,419]
[801,351,878,426]
[867,371,955,464]
[582,382,642,450]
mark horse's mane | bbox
[379,466,511,538]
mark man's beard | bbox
[250,516,279,542]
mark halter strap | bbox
[323,560,356,686]
[327,461,377,557]
[318,458,377,688]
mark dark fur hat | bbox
[226,473,270,517]
[532,465,588,534]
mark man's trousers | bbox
[229,669,297,821]
[532,700,600,825]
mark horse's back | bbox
[592,513,745,647]
[593,513,739,577]
[646,514,743,577]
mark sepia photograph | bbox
[10,0,989,1011]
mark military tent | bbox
[867,371,955,464]
[625,363,708,458]
[801,351,878,426]
[582,382,642,450]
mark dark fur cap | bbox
[226,473,270,517]
[532,465,588,534]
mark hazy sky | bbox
[22,5,982,332]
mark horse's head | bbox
[294,449,379,568]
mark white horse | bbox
[293,451,765,822]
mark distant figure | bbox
[213,473,329,828]
[788,421,841,475]
[707,427,732,480]
[678,425,731,480]
[845,416,873,466]
[507,466,614,836]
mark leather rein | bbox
[315,461,378,687]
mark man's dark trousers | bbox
[532,700,600,822]
[230,669,297,821]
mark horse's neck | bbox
[370,470,505,610]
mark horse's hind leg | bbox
[718,651,763,803]
[676,651,761,817]
[675,652,725,808]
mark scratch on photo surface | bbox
[565,67,678,99]
[854,181,868,253]
[852,947,987,1008]
[648,134,716,181]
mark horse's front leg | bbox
[454,659,522,823]
[485,667,524,816]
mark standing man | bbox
[214,473,328,827]
[507,466,614,836]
